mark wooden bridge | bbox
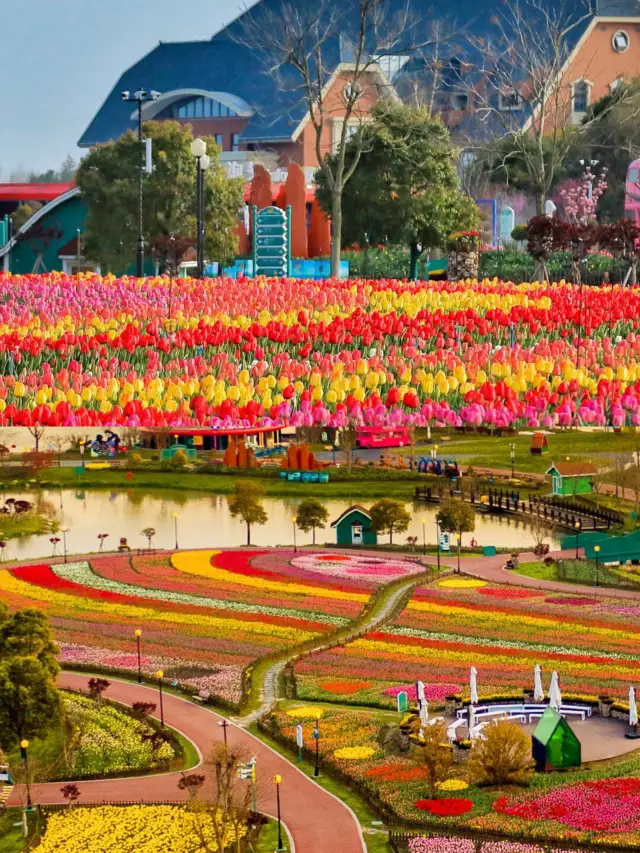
[414,485,623,532]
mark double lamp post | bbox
[190,137,210,278]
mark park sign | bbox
[397,691,408,712]
[252,205,291,278]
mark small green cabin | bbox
[546,462,596,496]
[532,707,581,771]
[331,505,377,546]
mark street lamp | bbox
[435,517,441,574]
[134,629,142,683]
[422,519,426,556]
[292,516,297,553]
[60,526,70,564]
[190,138,210,278]
[121,89,161,276]
[20,740,31,808]
[574,520,582,561]
[313,713,320,777]
[172,512,179,550]
[510,442,516,479]
[594,544,601,586]
[156,670,165,727]
[217,719,229,746]
[456,532,462,574]
[273,774,284,852]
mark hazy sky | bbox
[1,0,254,178]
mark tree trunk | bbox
[534,190,545,217]
[312,526,316,545]
[246,523,251,546]
[330,191,342,279]
[409,242,421,281]
[389,527,393,545]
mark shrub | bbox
[467,719,534,787]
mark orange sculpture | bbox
[285,163,308,259]
[281,443,318,470]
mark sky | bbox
[0,0,255,179]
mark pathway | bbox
[7,673,366,853]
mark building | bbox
[331,506,377,546]
[546,462,597,496]
[532,707,581,771]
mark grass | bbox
[249,723,391,853]
[255,818,288,853]
[512,560,559,581]
[0,810,30,853]
[515,557,640,589]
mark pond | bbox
[2,488,561,561]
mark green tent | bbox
[532,708,581,771]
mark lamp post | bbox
[292,516,297,553]
[422,519,426,556]
[594,544,601,586]
[313,714,320,777]
[60,526,70,564]
[274,775,284,852]
[190,138,210,278]
[20,740,31,808]
[456,532,462,574]
[134,629,142,683]
[156,670,165,727]
[172,512,179,550]
[575,520,582,561]
[510,442,516,479]
[435,517,441,574]
[217,719,229,746]
[121,89,161,277]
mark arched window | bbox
[572,80,590,114]
[157,96,238,120]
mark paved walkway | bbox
[7,673,366,853]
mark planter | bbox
[523,689,535,703]
[445,695,460,716]
[599,696,614,717]
[448,249,479,281]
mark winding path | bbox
[7,672,366,853]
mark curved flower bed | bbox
[291,553,425,584]
[0,549,370,708]
[415,799,474,816]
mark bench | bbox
[447,719,467,743]
[457,703,592,721]
[193,690,211,703]
[527,706,588,723]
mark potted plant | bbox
[599,694,614,717]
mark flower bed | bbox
[0,549,369,708]
[4,274,640,430]
[62,693,175,776]
[32,805,245,853]
[294,580,640,707]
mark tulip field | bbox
[0,549,376,707]
[293,576,640,706]
[2,272,640,428]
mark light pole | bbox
[575,520,582,561]
[510,442,516,479]
[274,775,284,852]
[435,517,441,574]
[217,719,229,746]
[121,89,161,277]
[313,715,320,777]
[190,138,210,278]
[135,629,142,683]
[60,526,70,564]
[422,519,426,556]
[292,516,297,553]
[173,512,179,550]
[456,532,462,574]
[20,740,31,808]
[594,544,601,586]
[156,670,165,727]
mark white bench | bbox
[458,703,592,721]
[527,706,588,723]
[447,718,467,743]
[193,690,211,703]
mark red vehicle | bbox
[355,426,410,448]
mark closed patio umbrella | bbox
[470,667,478,705]
[549,670,562,711]
[630,686,638,728]
[416,680,425,710]
[420,701,429,727]
[468,703,476,735]
[534,665,544,702]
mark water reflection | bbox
[1,489,562,561]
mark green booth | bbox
[546,462,596,496]
[331,505,377,546]
[532,708,581,771]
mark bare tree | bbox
[465,0,638,215]
[27,425,47,452]
[238,0,441,277]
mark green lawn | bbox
[0,810,40,853]
[512,560,559,581]
[255,818,288,853]
[250,724,391,853]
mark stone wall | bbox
[448,249,479,281]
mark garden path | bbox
[7,672,366,853]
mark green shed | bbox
[546,462,596,496]
[331,505,377,546]
[532,707,581,771]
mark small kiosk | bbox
[331,506,377,546]
[532,707,581,771]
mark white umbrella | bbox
[549,670,562,711]
[468,704,476,734]
[630,686,638,728]
[419,701,429,727]
[416,680,425,709]
[534,665,545,703]
[470,667,478,705]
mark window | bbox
[232,133,241,152]
[345,124,359,141]
[215,133,224,150]
[613,30,630,52]
[452,93,469,110]
[176,96,237,119]
[499,91,523,110]
[572,80,590,113]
